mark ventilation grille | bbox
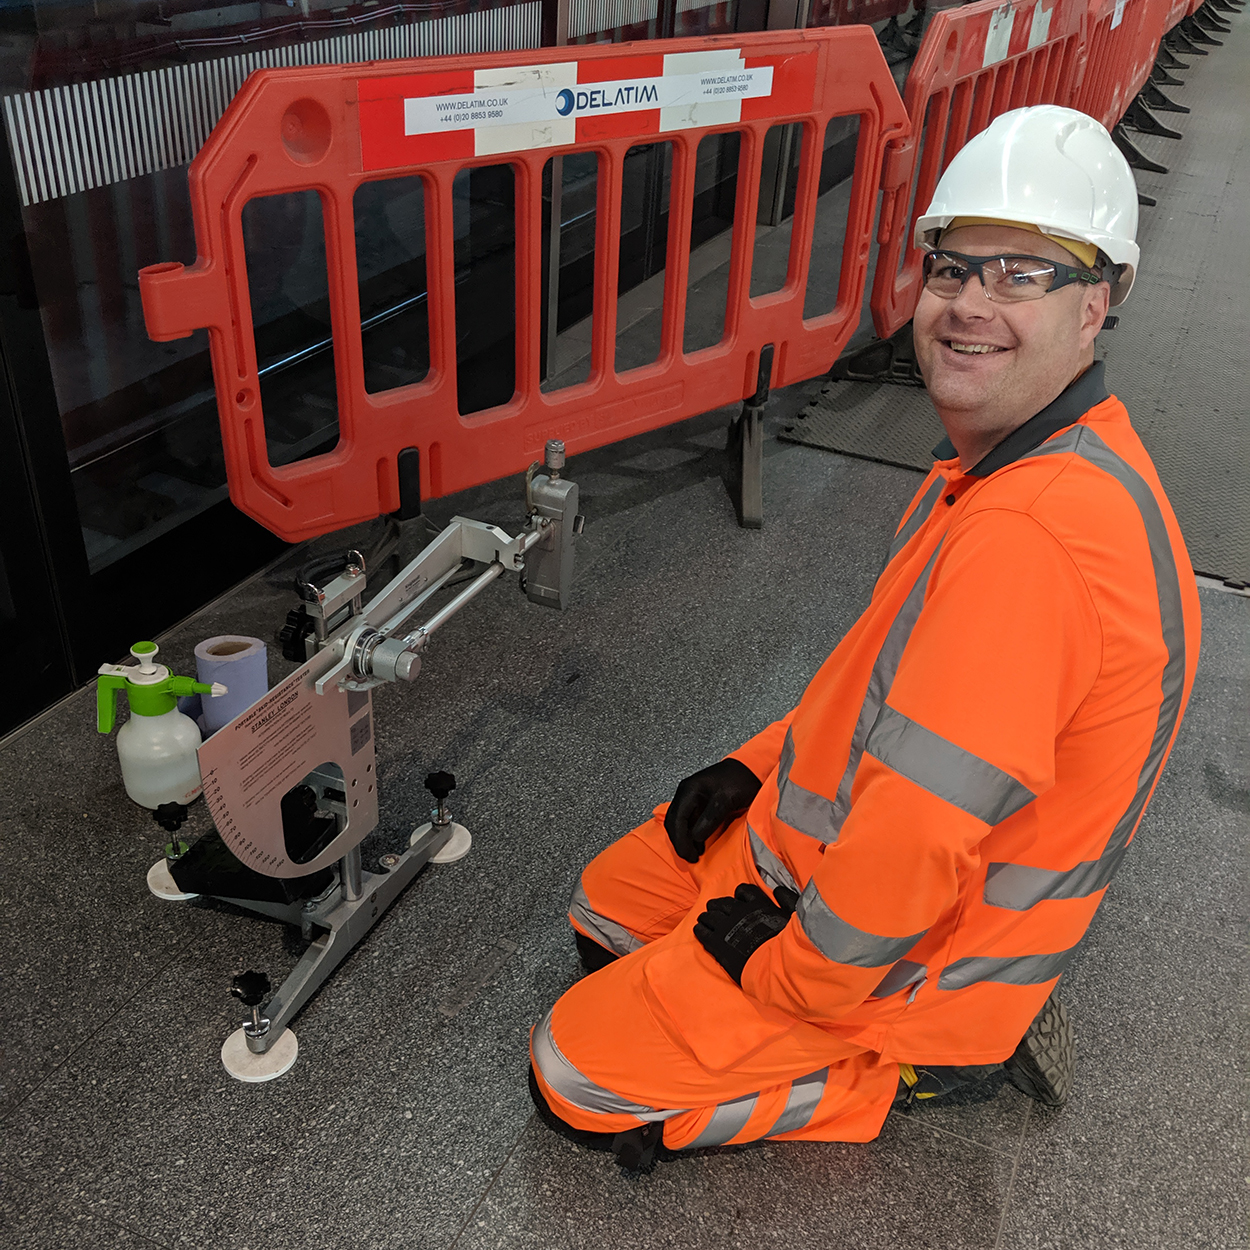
[2,2,542,208]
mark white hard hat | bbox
[914,106,1140,305]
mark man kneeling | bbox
[529,107,1201,1170]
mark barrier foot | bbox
[1138,192,1158,208]
[1112,125,1169,174]
[1154,45,1187,70]
[1150,63,1186,88]
[1180,16,1222,45]
[728,345,773,530]
[1141,81,1189,113]
[1166,28,1208,55]
[1124,99,1184,141]
[830,322,926,388]
[1208,0,1239,12]
[1194,7,1232,32]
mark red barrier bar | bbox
[139,30,908,542]
[1073,0,1169,130]
[869,0,1087,342]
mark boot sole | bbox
[1003,992,1075,1107]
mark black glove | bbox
[664,758,763,864]
[694,883,800,985]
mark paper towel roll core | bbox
[195,635,269,734]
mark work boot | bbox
[1003,991,1075,1107]
[528,1065,672,1173]
[895,992,1075,1110]
[574,931,620,975]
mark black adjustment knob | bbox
[230,970,271,1007]
[278,604,316,663]
[153,802,189,833]
[423,771,456,803]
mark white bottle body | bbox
[116,708,204,808]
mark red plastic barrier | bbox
[869,0,1087,341]
[1073,0,1168,130]
[139,30,908,542]
[1165,0,1191,28]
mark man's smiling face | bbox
[913,223,1109,463]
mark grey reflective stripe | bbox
[776,542,946,846]
[983,846,1130,910]
[748,824,799,896]
[568,882,644,957]
[765,1067,829,1138]
[531,1009,684,1122]
[797,881,927,967]
[887,475,946,564]
[984,426,1188,912]
[829,541,947,837]
[866,704,1037,826]
[938,945,1078,990]
[870,958,928,999]
[775,728,842,845]
[687,1092,759,1148]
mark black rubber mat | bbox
[782,18,1250,585]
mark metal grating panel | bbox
[1,2,542,207]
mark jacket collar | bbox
[931,360,1110,477]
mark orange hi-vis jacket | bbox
[727,363,1201,1066]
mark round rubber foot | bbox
[147,858,198,901]
[411,820,472,863]
[221,1026,299,1082]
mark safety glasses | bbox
[922,250,1102,303]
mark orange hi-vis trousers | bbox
[530,807,901,1149]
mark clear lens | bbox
[923,252,1059,303]
[987,257,1058,299]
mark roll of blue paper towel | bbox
[195,636,269,734]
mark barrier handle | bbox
[139,261,223,341]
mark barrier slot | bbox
[542,151,600,391]
[802,114,862,321]
[453,163,518,415]
[684,131,743,354]
[353,174,431,396]
[241,188,340,467]
[616,141,673,374]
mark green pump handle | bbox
[97,674,126,733]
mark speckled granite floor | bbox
[2,16,1248,1250]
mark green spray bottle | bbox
[97,642,227,809]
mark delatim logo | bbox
[554,82,661,118]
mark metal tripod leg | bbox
[240,821,452,1054]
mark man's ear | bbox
[1080,281,1112,348]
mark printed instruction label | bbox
[198,666,374,874]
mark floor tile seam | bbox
[0,952,186,1125]
[0,1166,177,1250]
[992,1101,1032,1250]
[891,1110,1021,1161]
[445,1111,537,1250]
